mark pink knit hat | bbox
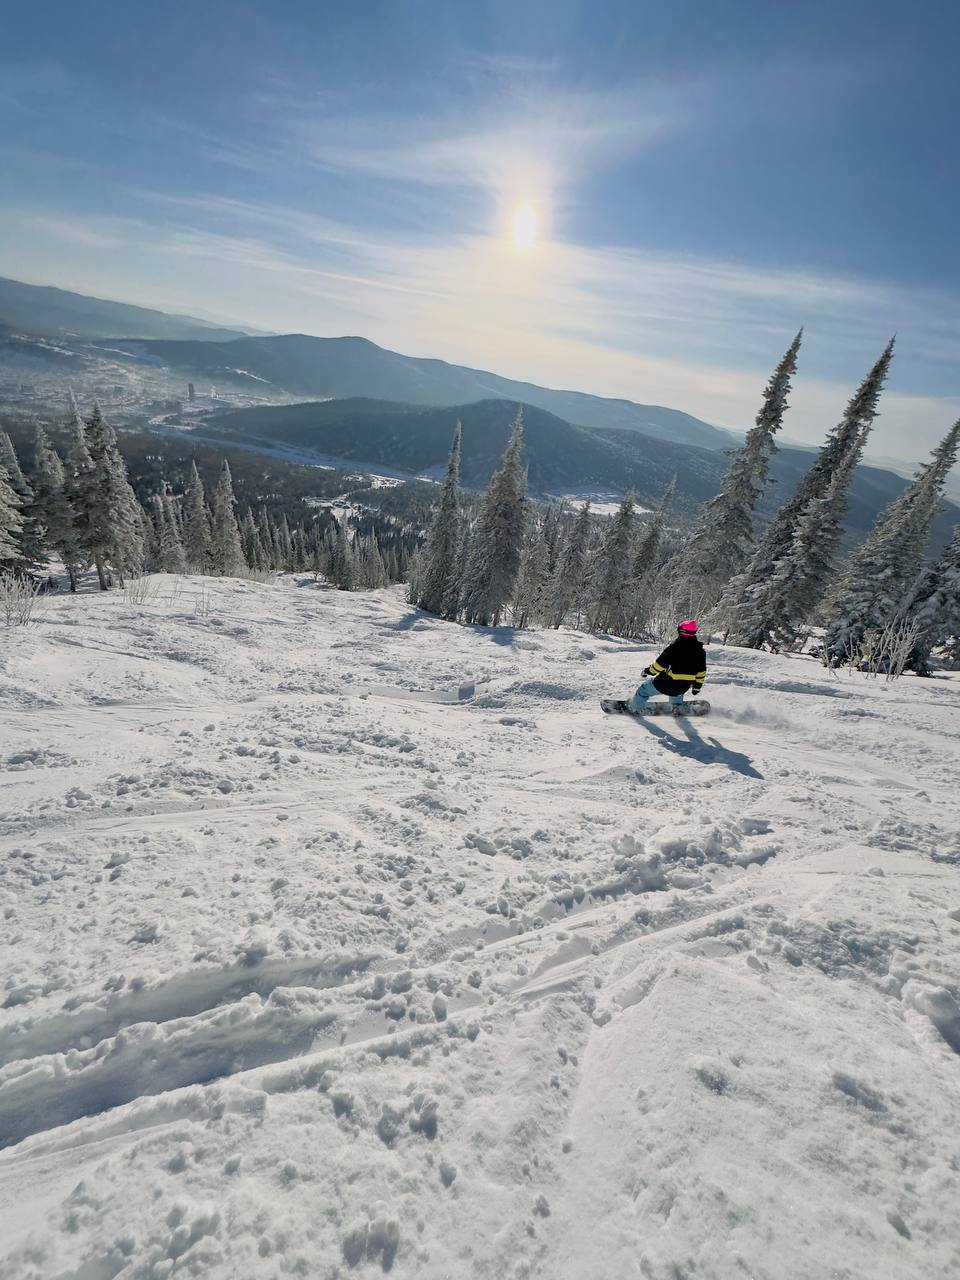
[678,619,698,634]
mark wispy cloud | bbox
[249,79,677,233]
[1,54,957,469]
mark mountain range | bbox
[0,276,255,343]
[198,396,960,548]
[2,276,957,548]
[112,333,733,451]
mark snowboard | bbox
[601,698,710,717]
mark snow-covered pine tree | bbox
[292,525,308,571]
[416,422,462,617]
[822,418,960,664]
[240,509,266,570]
[901,522,960,673]
[0,457,23,567]
[763,430,865,650]
[277,514,294,570]
[32,425,83,589]
[383,545,397,582]
[671,332,801,615]
[182,461,210,573]
[541,504,563,583]
[209,460,246,576]
[331,520,356,590]
[357,535,387,588]
[141,504,161,573]
[159,494,187,574]
[716,339,894,647]
[440,517,468,618]
[257,507,278,570]
[512,514,551,629]
[0,430,45,568]
[76,405,144,588]
[549,501,592,628]
[405,546,423,604]
[0,432,29,498]
[460,412,526,626]
[591,493,636,634]
[112,446,145,582]
[63,408,95,582]
[775,413,876,645]
[625,477,676,637]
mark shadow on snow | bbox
[628,712,763,780]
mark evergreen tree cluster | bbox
[0,407,412,593]
[411,409,682,636]
[5,342,957,672]
[412,346,959,674]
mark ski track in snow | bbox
[1,576,959,1279]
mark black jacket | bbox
[647,636,707,696]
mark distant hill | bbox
[201,397,719,509]
[0,277,254,342]
[114,332,734,450]
[197,396,960,549]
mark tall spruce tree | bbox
[75,406,144,588]
[32,425,82,589]
[460,412,526,626]
[416,422,462,617]
[357,535,388,588]
[625,477,676,637]
[902,522,960,673]
[140,505,161,573]
[777,415,875,643]
[442,516,469,619]
[715,339,894,646]
[331,521,356,589]
[159,495,188,574]
[822,417,960,664]
[0,458,23,567]
[549,502,592,628]
[0,431,29,497]
[512,514,551,629]
[182,462,210,572]
[0,431,44,568]
[591,494,636,634]
[763,431,866,648]
[209,460,246,576]
[64,408,94,582]
[277,514,293,570]
[671,332,801,615]
[240,508,267,570]
[257,506,277,569]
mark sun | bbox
[511,203,537,249]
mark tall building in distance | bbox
[188,382,196,403]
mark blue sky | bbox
[1,0,959,462]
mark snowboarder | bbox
[627,619,707,713]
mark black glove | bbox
[642,666,652,676]
[690,686,701,696]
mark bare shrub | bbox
[640,576,715,645]
[846,614,921,681]
[0,573,45,626]
[236,567,277,584]
[121,574,162,606]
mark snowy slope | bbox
[1,578,959,1280]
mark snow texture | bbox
[1,575,959,1279]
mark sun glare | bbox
[511,203,537,249]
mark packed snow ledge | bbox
[1,576,959,1280]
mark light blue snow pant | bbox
[628,677,685,712]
